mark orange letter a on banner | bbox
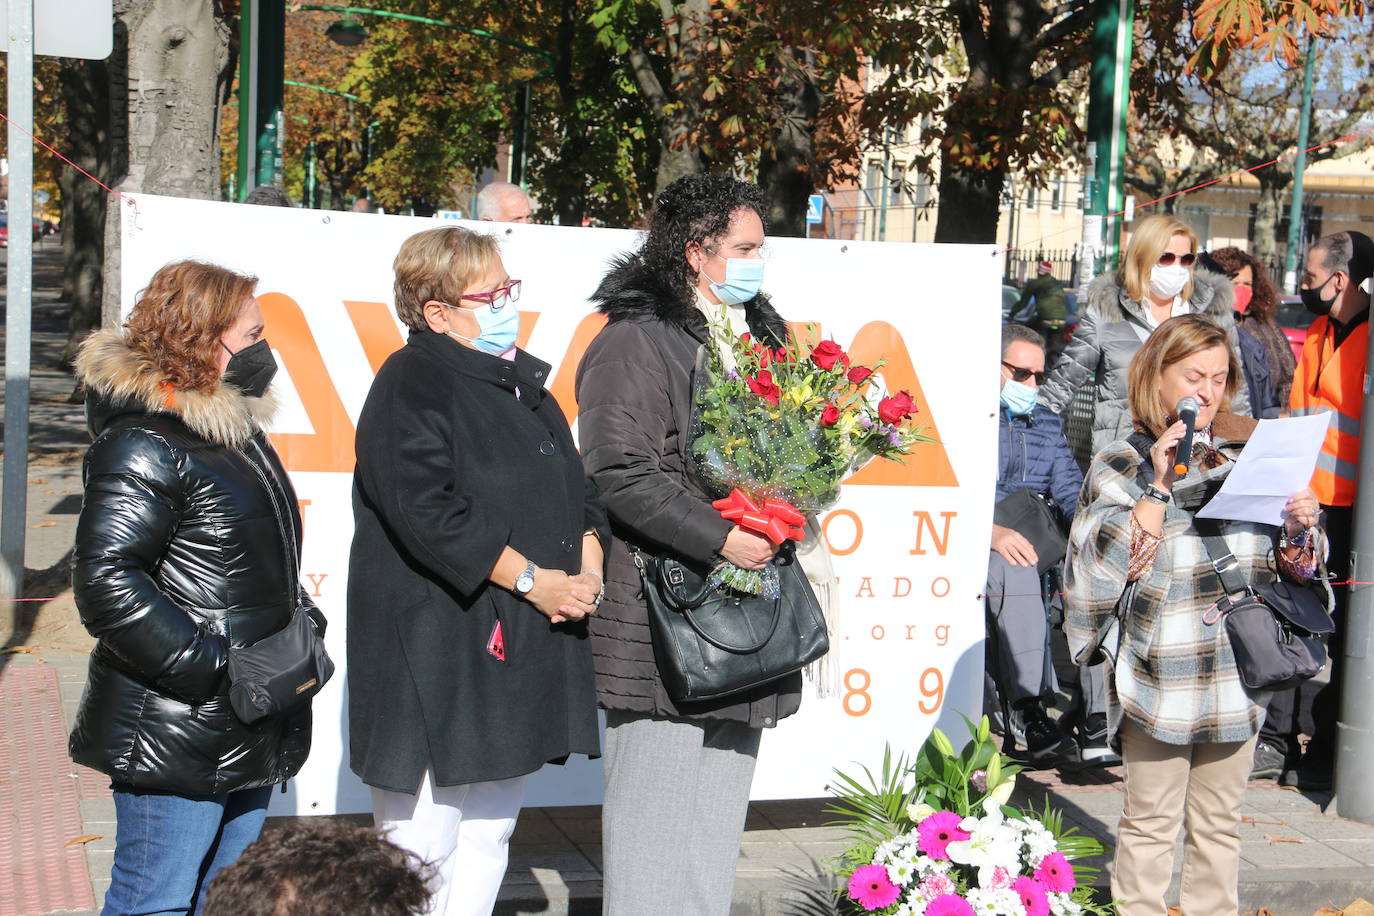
[844,321,958,487]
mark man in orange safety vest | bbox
[1255,230,1374,791]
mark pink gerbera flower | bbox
[917,810,970,860]
[925,893,975,916]
[847,864,901,911]
[1013,876,1051,916]
[1035,852,1077,893]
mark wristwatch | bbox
[513,561,537,596]
[1143,484,1171,505]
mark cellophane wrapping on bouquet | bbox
[690,314,932,594]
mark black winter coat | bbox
[575,253,802,729]
[348,330,604,793]
[69,330,311,795]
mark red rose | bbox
[848,365,873,385]
[773,347,790,364]
[747,370,781,406]
[739,333,752,345]
[820,402,841,427]
[878,390,916,424]
[753,342,772,368]
[810,339,847,371]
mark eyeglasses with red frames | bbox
[460,279,522,309]
[1156,252,1196,267]
[1002,361,1047,385]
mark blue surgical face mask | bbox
[706,252,765,305]
[1000,379,1038,417]
[446,297,519,355]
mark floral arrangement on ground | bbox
[828,716,1114,916]
[692,318,932,592]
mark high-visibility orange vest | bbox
[1290,316,1367,506]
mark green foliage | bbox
[828,717,1113,915]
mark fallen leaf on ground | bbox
[27,479,47,485]
[1,646,36,654]
[64,834,102,847]
[1241,816,1285,825]
[1262,834,1303,843]
[30,521,56,528]
[42,489,55,494]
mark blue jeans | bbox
[101,783,272,916]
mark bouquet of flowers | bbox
[692,320,932,593]
[829,717,1112,916]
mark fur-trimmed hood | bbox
[74,329,277,448]
[590,252,789,347]
[1082,265,1236,327]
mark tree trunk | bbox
[59,59,110,365]
[103,0,235,324]
[932,150,1006,244]
[1250,172,1289,270]
[757,49,820,238]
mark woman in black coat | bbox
[70,260,314,916]
[348,226,605,916]
[575,175,799,915]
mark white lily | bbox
[906,800,936,822]
[944,797,1023,888]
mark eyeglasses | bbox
[460,279,522,309]
[1157,252,1196,267]
[1002,361,1046,385]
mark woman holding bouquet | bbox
[576,175,797,914]
[1064,315,1328,916]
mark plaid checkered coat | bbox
[1063,434,1328,747]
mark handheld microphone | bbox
[1173,396,1199,477]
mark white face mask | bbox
[1150,263,1191,300]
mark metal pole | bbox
[1,0,34,603]
[1338,293,1374,823]
[1086,0,1132,273]
[1283,36,1317,293]
[510,81,530,187]
[305,140,317,208]
[235,0,258,199]
[254,0,285,187]
[878,127,891,242]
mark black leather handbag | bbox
[228,605,335,725]
[637,547,829,702]
[993,487,1068,575]
[1196,521,1333,691]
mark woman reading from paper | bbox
[1064,314,1327,916]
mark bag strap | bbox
[1193,517,1251,603]
[682,592,783,653]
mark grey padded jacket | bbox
[1039,268,1249,455]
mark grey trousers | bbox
[986,551,1056,705]
[601,711,761,916]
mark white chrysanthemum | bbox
[967,886,1026,915]
[893,902,917,916]
[915,854,947,877]
[1021,824,1058,866]
[875,839,902,864]
[1048,892,1083,916]
[887,858,918,887]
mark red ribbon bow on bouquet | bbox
[712,488,806,545]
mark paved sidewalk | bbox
[6,638,1374,916]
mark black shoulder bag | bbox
[1195,519,1333,691]
[993,488,1068,576]
[636,545,829,703]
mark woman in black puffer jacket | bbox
[70,260,314,916]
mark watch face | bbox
[515,573,535,594]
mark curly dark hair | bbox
[1208,246,1280,322]
[638,174,767,309]
[202,819,433,916]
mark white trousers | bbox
[372,768,528,916]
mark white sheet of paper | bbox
[1196,413,1333,524]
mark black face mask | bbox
[1300,274,1338,317]
[222,339,277,398]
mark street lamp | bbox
[237,2,557,199]
[324,17,367,46]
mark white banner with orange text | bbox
[119,193,1001,814]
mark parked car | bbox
[1275,295,1317,361]
[0,215,44,247]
